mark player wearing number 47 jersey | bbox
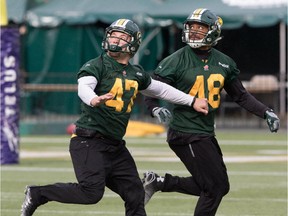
[20,19,208,216]
[143,8,280,216]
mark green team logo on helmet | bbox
[182,8,223,48]
[102,19,142,56]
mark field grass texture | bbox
[1,129,287,216]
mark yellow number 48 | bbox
[189,74,224,108]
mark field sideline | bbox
[1,129,287,216]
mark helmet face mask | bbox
[182,8,223,48]
[102,19,142,56]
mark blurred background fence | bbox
[19,75,285,135]
[4,0,288,135]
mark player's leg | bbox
[106,144,146,216]
[21,136,107,216]
[142,142,202,206]
[161,143,203,196]
[142,157,202,205]
[144,136,229,215]
[193,137,229,215]
[169,137,229,216]
[42,136,107,203]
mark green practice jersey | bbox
[76,53,151,140]
[154,45,240,135]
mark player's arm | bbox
[224,78,280,132]
[78,76,113,107]
[144,74,171,114]
[141,78,208,115]
[224,78,269,117]
[143,75,172,123]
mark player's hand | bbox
[152,107,172,124]
[90,93,114,107]
[192,98,209,115]
[265,109,280,132]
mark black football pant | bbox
[37,135,146,216]
[163,135,230,216]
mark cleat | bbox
[142,171,164,205]
[21,186,41,216]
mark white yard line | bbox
[19,149,287,163]
[20,137,287,146]
[3,191,287,202]
[1,166,287,177]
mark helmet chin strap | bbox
[108,44,123,52]
[187,41,205,48]
[188,35,223,48]
[108,44,122,52]
[212,36,223,46]
[107,40,130,53]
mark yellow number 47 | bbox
[105,78,138,113]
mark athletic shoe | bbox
[21,186,41,216]
[142,171,165,205]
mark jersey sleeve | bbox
[225,58,240,84]
[225,78,269,118]
[133,65,152,90]
[154,54,179,83]
[77,58,102,81]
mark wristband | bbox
[191,97,196,107]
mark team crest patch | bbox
[204,65,209,71]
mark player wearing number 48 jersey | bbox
[20,19,208,216]
[143,8,280,216]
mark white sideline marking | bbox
[223,155,287,163]
[134,155,287,163]
[20,137,287,146]
[20,151,69,158]
[19,150,287,163]
[257,150,287,154]
[3,191,287,203]
[1,166,286,176]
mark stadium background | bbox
[4,0,288,135]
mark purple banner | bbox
[1,27,20,164]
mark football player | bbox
[20,19,208,216]
[142,8,280,216]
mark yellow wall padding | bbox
[126,121,165,137]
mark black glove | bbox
[152,107,172,124]
[265,109,280,133]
